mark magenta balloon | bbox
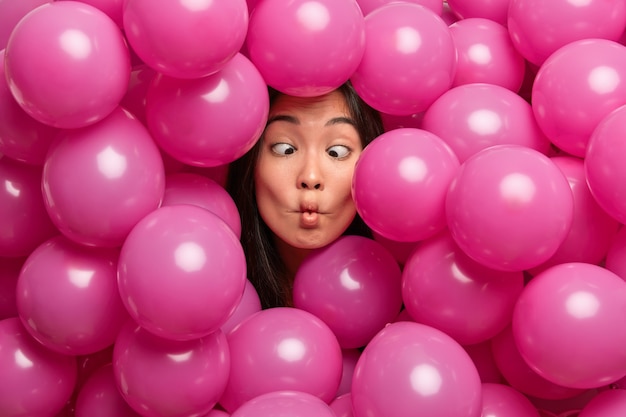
[351,2,456,115]
[146,53,268,167]
[162,172,241,238]
[293,235,403,349]
[113,321,230,417]
[446,0,509,26]
[352,321,482,417]
[220,279,261,335]
[4,1,130,128]
[402,231,524,345]
[0,49,59,165]
[446,145,574,271]
[231,391,336,417]
[508,0,626,66]
[356,0,443,16]
[529,156,620,275]
[16,235,128,355]
[75,364,141,417]
[352,128,460,242]
[247,0,365,97]
[123,0,247,79]
[42,107,165,248]
[513,263,626,389]
[463,341,504,384]
[481,383,542,417]
[605,227,626,281]
[118,205,246,341]
[586,105,626,224]
[330,393,354,417]
[0,0,51,49]
[220,307,342,413]
[491,326,585,400]
[449,19,526,92]
[532,39,626,157]
[0,317,77,417]
[0,257,23,320]
[337,349,361,398]
[0,156,58,258]
[578,389,626,417]
[421,83,551,163]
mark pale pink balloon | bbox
[356,0,443,16]
[578,389,626,417]
[422,83,551,163]
[230,391,336,417]
[0,0,51,49]
[446,0,510,26]
[0,257,22,320]
[75,364,141,417]
[220,279,261,335]
[481,383,541,417]
[42,107,165,248]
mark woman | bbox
[227,82,383,308]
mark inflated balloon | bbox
[337,349,361,398]
[0,257,22,320]
[463,341,504,384]
[402,231,524,345]
[481,383,542,417]
[351,2,456,115]
[230,391,336,417]
[586,105,626,224]
[578,389,626,417]
[162,172,241,238]
[532,39,626,157]
[16,235,128,355]
[508,0,626,66]
[220,308,342,413]
[352,128,460,242]
[4,1,131,128]
[42,106,165,248]
[330,393,354,417]
[246,0,365,96]
[146,53,269,167]
[446,0,509,26]
[0,156,58,258]
[0,49,59,165]
[0,317,77,417]
[0,0,51,49]
[446,145,574,271]
[220,279,261,335]
[351,321,482,417]
[293,235,403,349]
[113,322,230,417]
[421,83,551,163]
[605,227,626,281]
[118,205,246,341]
[75,364,141,417]
[449,19,525,92]
[528,156,620,275]
[356,0,443,16]
[513,263,626,389]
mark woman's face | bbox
[254,90,363,251]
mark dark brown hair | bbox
[227,82,384,308]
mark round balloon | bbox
[446,145,574,271]
[118,204,246,341]
[247,0,365,96]
[578,389,626,417]
[4,1,130,128]
[481,383,541,417]
[220,279,261,335]
[75,363,141,417]
[231,391,336,417]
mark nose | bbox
[297,155,324,190]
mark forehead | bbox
[269,90,350,119]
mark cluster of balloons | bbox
[3,0,626,416]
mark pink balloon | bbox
[16,235,128,355]
[356,0,443,16]
[330,393,354,417]
[532,39,626,157]
[352,321,482,417]
[293,235,403,349]
[113,321,230,417]
[118,205,246,341]
[446,0,509,26]
[586,105,626,224]
[75,364,141,417]
[4,1,130,128]
[220,308,342,413]
[0,257,23,320]
[481,383,542,417]
[351,2,456,115]
[421,83,551,163]
[0,156,58,258]
[337,349,361,398]
[528,156,620,275]
[463,341,505,384]
[402,231,524,345]
[578,389,626,417]
[513,263,626,389]
[220,279,261,335]
[59,0,123,27]
[42,107,165,248]
[162,172,241,238]
[123,0,247,79]
[146,53,268,167]
[0,317,77,417]
[508,0,626,66]
[531,389,601,417]
[491,326,585,400]
[446,145,574,271]
[0,0,51,50]
[231,391,336,417]
[0,49,59,165]
[246,0,365,96]
[605,227,626,281]
[352,128,460,242]
[449,18,526,91]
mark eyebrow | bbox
[265,114,357,128]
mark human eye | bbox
[327,144,351,159]
[271,142,296,156]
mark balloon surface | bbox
[481,383,541,417]
[230,391,336,417]
[75,363,141,417]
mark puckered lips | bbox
[298,202,322,228]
